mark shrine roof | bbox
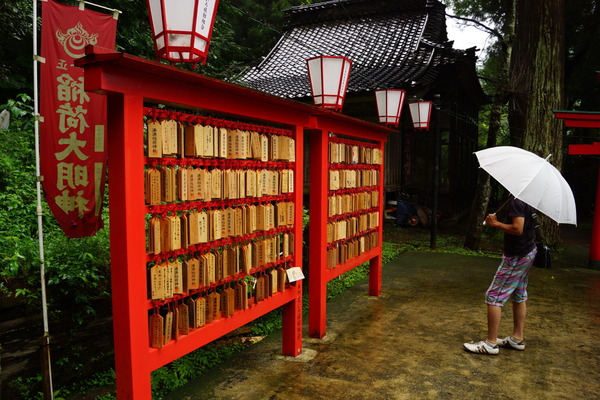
[240,0,476,99]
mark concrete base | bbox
[273,348,317,363]
[304,333,338,345]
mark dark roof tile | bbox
[241,0,469,98]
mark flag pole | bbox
[33,0,54,398]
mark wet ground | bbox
[165,227,600,400]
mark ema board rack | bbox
[141,109,299,350]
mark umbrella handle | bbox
[482,213,495,226]
[482,198,511,225]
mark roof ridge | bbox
[286,0,444,28]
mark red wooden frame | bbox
[77,47,393,399]
[308,125,387,339]
[554,106,600,268]
[553,110,600,129]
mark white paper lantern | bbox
[306,55,353,112]
[375,89,406,127]
[408,100,433,130]
[146,0,219,66]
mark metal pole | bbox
[430,94,441,250]
[33,0,54,398]
[400,126,406,192]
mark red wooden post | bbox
[282,280,303,355]
[282,125,305,355]
[369,142,385,296]
[569,143,600,267]
[555,105,600,268]
[106,93,152,399]
[591,165,600,268]
[309,129,328,339]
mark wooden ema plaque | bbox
[144,110,300,370]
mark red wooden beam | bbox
[325,246,381,281]
[569,142,600,155]
[147,288,298,371]
[554,77,600,267]
[553,110,600,128]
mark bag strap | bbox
[531,212,544,243]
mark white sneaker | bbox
[463,340,499,355]
[497,336,525,351]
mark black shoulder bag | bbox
[532,212,552,269]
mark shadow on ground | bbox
[165,227,600,400]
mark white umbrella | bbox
[475,146,577,225]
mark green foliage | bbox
[83,0,312,82]
[0,236,40,300]
[446,0,498,23]
[0,0,314,95]
[326,242,406,299]
[9,367,116,400]
[57,369,116,399]
[302,207,310,229]
[100,0,156,61]
[0,94,36,233]
[44,227,111,323]
[564,0,600,111]
[250,309,284,336]
[0,94,40,304]
[0,0,33,103]
[476,103,510,148]
[151,343,245,399]
[95,394,117,400]
[0,95,111,324]
[8,375,42,400]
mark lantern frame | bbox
[408,100,433,131]
[146,0,219,67]
[375,89,407,127]
[306,55,353,112]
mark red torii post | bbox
[554,105,600,269]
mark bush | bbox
[0,95,112,322]
[0,94,41,308]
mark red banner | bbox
[40,0,117,237]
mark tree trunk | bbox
[464,103,498,250]
[508,0,565,247]
[464,0,515,250]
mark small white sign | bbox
[286,267,305,283]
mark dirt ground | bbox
[165,225,600,400]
